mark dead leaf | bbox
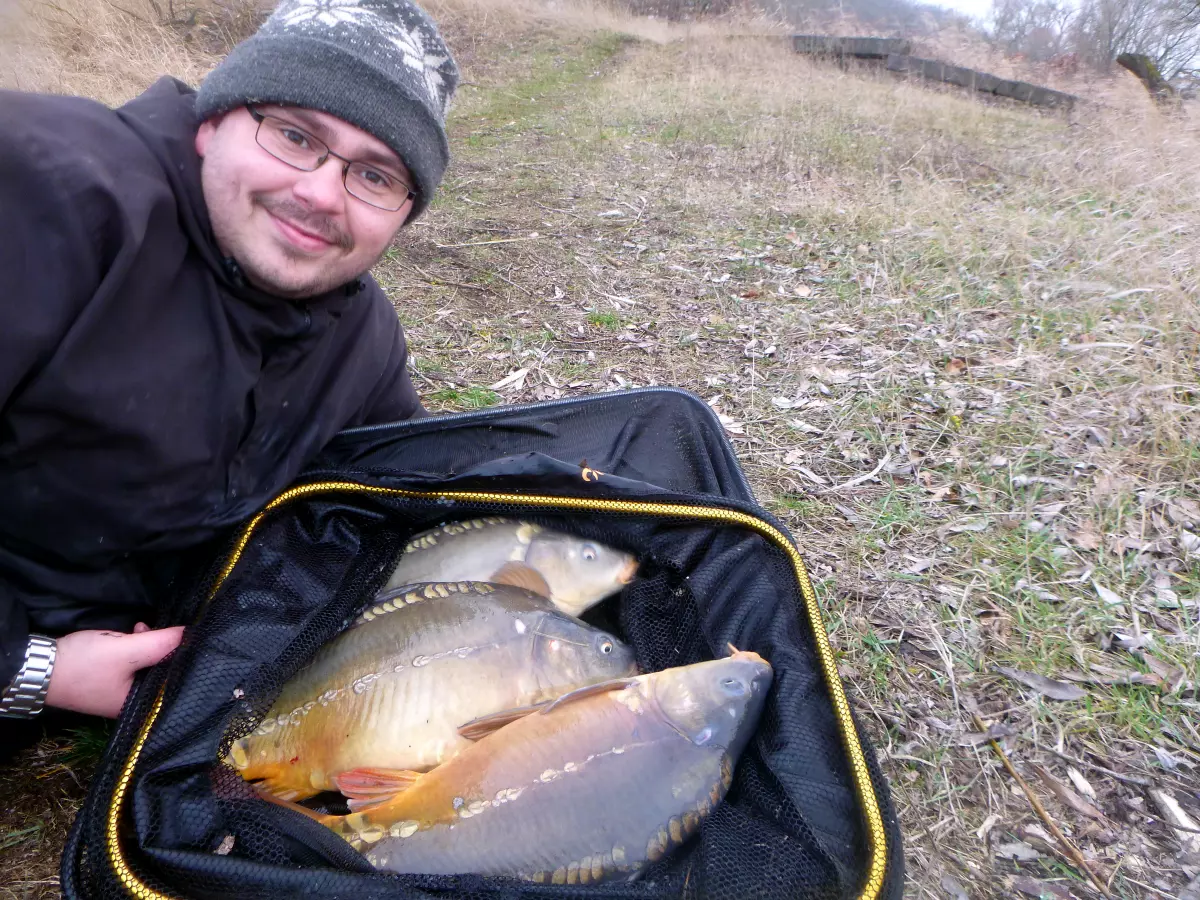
[1150,789,1200,857]
[937,517,991,540]
[1093,583,1125,607]
[903,556,940,575]
[1067,521,1103,550]
[940,875,969,900]
[946,357,968,376]
[1010,876,1071,899]
[1032,764,1106,819]
[489,368,529,392]
[957,723,1018,746]
[976,813,1001,841]
[1142,654,1184,687]
[717,414,745,436]
[994,840,1041,861]
[1154,746,1186,771]
[794,466,830,487]
[1060,668,1162,688]
[1068,767,1097,802]
[993,666,1087,701]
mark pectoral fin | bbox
[236,760,321,804]
[334,767,423,805]
[490,562,552,599]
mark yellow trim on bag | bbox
[107,482,887,900]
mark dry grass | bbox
[2,2,1199,898]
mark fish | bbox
[228,581,638,802]
[262,650,772,885]
[382,517,638,617]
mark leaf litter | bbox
[5,7,1200,900]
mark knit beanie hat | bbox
[195,0,459,222]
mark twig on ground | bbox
[434,236,542,249]
[819,451,892,495]
[412,265,490,293]
[970,710,1113,898]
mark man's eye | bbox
[281,128,310,148]
[359,167,391,187]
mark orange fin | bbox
[251,783,338,829]
[490,561,552,598]
[457,702,550,740]
[235,761,320,804]
[334,767,423,803]
[540,677,640,714]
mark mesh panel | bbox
[62,391,903,900]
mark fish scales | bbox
[352,668,755,881]
[232,584,636,800]
[388,519,529,585]
[382,519,639,618]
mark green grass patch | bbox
[586,311,622,330]
[427,386,501,410]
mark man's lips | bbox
[268,211,335,252]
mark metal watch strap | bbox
[0,635,57,719]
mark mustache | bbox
[256,196,354,251]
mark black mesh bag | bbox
[62,388,903,900]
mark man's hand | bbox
[45,624,185,718]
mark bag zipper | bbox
[105,481,887,900]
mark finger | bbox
[122,626,186,670]
[133,622,150,634]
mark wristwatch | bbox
[0,635,57,719]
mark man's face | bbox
[195,105,414,299]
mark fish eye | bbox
[581,545,598,561]
[599,640,613,655]
[720,677,747,696]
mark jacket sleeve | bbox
[359,330,429,425]
[0,582,31,694]
[0,93,113,410]
[352,287,429,426]
[0,92,114,687]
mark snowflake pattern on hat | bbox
[383,20,454,115]
[270,0,457,119]
[277,0,373,28]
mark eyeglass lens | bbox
[255,114,413,211]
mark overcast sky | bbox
[932,0,993,24]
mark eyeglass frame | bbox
[245,105,417,212]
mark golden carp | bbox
[271,650,772,884]
[229,582,637,802]
[382,518,638,617]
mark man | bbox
[0,0,458,725]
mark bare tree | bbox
[988,0,1200,78]
[989,0,1074,59]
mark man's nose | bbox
[291,158,346,212]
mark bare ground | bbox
[2,2,1199,898]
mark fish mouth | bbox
[616,557,639,585]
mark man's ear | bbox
[195,112,226,158]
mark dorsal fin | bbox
[457,701,552,740]
[490,562,552,598]
[539,676,641,715]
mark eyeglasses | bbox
[246,106,416,212]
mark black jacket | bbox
[0,77,425,686]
